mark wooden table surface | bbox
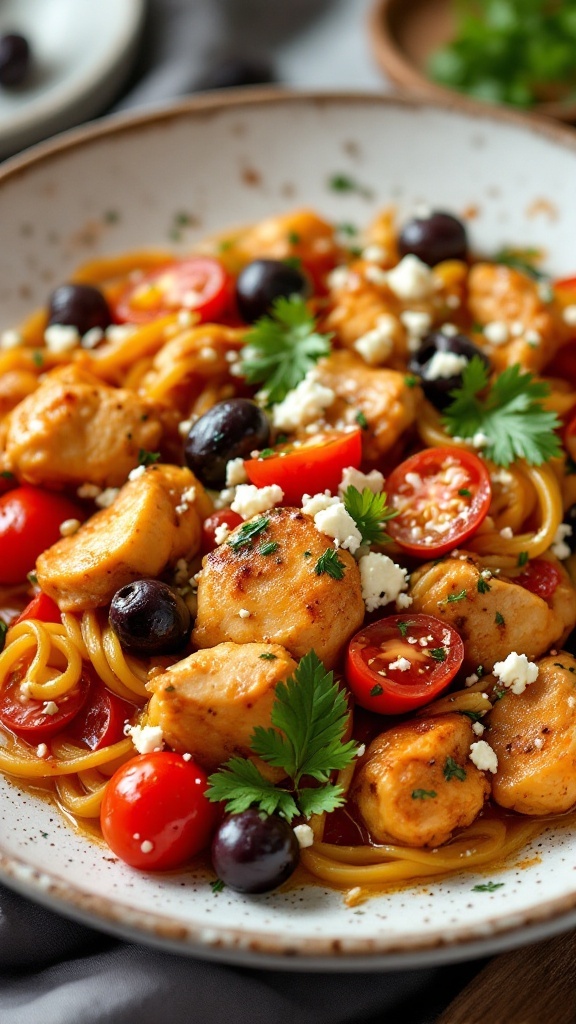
[437,931,576,1023]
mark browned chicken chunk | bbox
[3,364,163,488]
[192,506,364,668]
[36,465,211,611]
[410,553,576,670]
[489,653,576,815]
[147,641,297,772]
[352,714,490,847]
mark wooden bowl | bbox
[370,0,576,123]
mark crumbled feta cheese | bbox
[82,327,104,349]
[471,431,489,449]
[465,673,479,687]
[327,265,353,291]
[128,464,147,482]
[238,608,251,619]
[400,310,432,343]
[95,487,119,508]
[43,701,59,716]
[106,324,136,343]
[59,517,81,537]
[469,739,498,773]
[563,305,576,327]
[362,244,389,264]
[0,329,23,350]
[483,321,509,346]
[510,320,524,338]
[493,652,539,695]
[363,264,389,287]
[356,744,366,758]
[173,558,189,585]
[424,351,468,380]
[387,255,434,301]
[472,721,485,736]
[339,467,384,496]
[354,315,396,365]
[182,752,192,761]
[551,523,572,560]
[358,552,410,613]
[226,457,248,487]
[199,346,217,361]
[533,736,545,750]
[214,486,236,510]
[271,375,335,431]
[231,483,283,519]
[395,592,413,609]
[314,502,362,553]
[499,526,513,539]
[44,324,80,353]
[214,523,231,545]
[301,491,339,517]
[178,418,193,437]
[140,840,154,854]
[36,743,49,758]
[128,724,165,754]
[389,657,411,672]
[440,323,459,336]
[524,329,542,346]
[77,483,102,499]
[293,824,314,848]
[175,484,197,515]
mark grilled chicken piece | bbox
[352,714,490,847]
[467,263,568,373]
[147,641,297,772]
[192,506,364,668]
[410,553,576,671]
[311,351,420,462]
[232,208,340,278]
[489,653,576,815]
[36,465,211,611]
[3,365,163,488]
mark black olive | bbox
[236,259,309,323]
[0,33,31,87]
[184,398,270,488]
[409,329,490,410]
[561,504,576,554]
[109,579,191,656]
[47,284,112,337]
[398,211,468,266]
[195,55,275,91]
[211,809,300,894]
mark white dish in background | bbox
[1,91,576,970]
[0,0,144,158]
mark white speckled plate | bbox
[0,0,144,158]
[1,92,576,970]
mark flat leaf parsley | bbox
[239,295,332,405]
[342,486,398,546]
[442,356,561,466]
[206,651,359,822]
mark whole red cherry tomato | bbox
[244,429,363,506]
[0,486,85,584]
[100,752,218,870]
[113,258,232,325]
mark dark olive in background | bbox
[0,33,31,87]
[236,258,309,323]
[398,210,468,266]
[561,504,576,555]
[109,579,191,656]
[211,809,300,893]
[409,329,490,410]
[47,284,112,337]
[195,55,275,91]
[184,398,270,488]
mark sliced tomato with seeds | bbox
[113,257,232,325]
[385,447,491,558]
[345,613,465,715]
[244,429,362,506]
[67,676,137,751]
[515,558,563,601]
[0,670,90,742]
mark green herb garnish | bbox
[518,551,529,567]
[472,882,505,893]
[443,756,467,782]
[259,541,279,556]
[228,517,270,551]
[259,653,278,661]
[342,486,398,547]
[206,651,359,821]
[370,684,384,697]
[447,589,468,603]
[355,410,368,430]
[0,620,7,653]
[314,548,346,580]
[495,611,505,626]
[412,789,437,800]
[429,647,447,662]
[137,449,161,466]
[477,577,491,594]
[210,878,225,893]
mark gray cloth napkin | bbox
[0,2,488,1020]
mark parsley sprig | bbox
[342,486,398,546]
[206,651,359,822]
[239,295,332,406]
[443,357,561,467]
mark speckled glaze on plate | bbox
[1,91,576,970]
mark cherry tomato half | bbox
[113,258,232,325]
[15,592,61,625]
[385,447,491,558]
[515,558,563,601]
[201,509,244,554]
[244,429,363,506]
[345,614,465,715]
[100,752,218,871]
[0,486,85,584]
[67,677,136,751]
[0,670,90,741]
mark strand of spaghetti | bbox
[0,737,133,778]
[468,463,561,559]
[71,250,173,285]
[55,770,108,817]
[541,377,576,417]
[417,401,467,449]
[61,612,89,660]
[84,314,178,376]
[0,621,82,699]
[143,354,207,401]
[488,464,537,534]
[80,611,139,702]
[101,624,149,698]
[123,356,154,391]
